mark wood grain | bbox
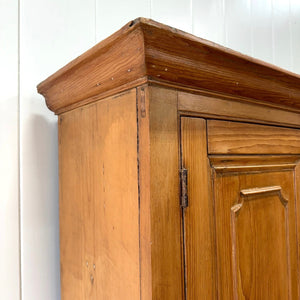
[38,18,300,114]
[208,120,300,154]
[58,89,140,299]
[213,169,298,299]
[178,91,300,128]
[149,86,183,299]
[37,18,300,298]
[240,185,285,197]
[38,20,146,113]
[295,162,300,299]
[209,155,300,173]
[137,85,152,300]
[180,117,217,299]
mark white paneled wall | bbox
[225,0,252,55]
[193,0,224,44]
[96,0,150,40]
[272,0,292,69]
[1,0,300,299]
[151,0,192,32]
[0,0,20,299]
[251,0,273,62]
[291,0,300,72]
[19,0,96,299]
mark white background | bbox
[1,0,300,299]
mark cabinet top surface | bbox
[37,18,300,114]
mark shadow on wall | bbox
[0,95,20,299]
[22,112,61,299]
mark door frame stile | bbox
[179,115,188,300]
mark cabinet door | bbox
[181,117,300,300]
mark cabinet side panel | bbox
[58,89,140,299]
[137,86,152,300]
[149,86,184,299]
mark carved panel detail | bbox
[230,186,291,300]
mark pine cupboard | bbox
[37,18,300,299]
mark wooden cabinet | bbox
[182,118,300,299]
[38,18,300,299]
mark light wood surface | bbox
[213,168,298,299]
[37,19,300,300]
[137,85,152,300]
[182,115,300,299]
[295,162,300,299]
[208,120,300,154]
[38,20,146,113]
[58,85,185,300]
[59,89,140,299]
[178,91,300,128]
[181,117,216,299]
[148,86,183,299]
[38,18,300,114]
[209,155,300,173]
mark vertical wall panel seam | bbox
[271,0,275,64]
[94,0,97,43]
[289,0,294,71]
[249,0,254,57]
[17,0,22,299]
[222,0,226,46]
[190,0,194,34]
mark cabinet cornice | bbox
[37,17,300,114]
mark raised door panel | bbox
[181,116,300,299]
[234,186,290,299]
[212,168,298,299]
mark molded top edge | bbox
[37,17,300,114]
